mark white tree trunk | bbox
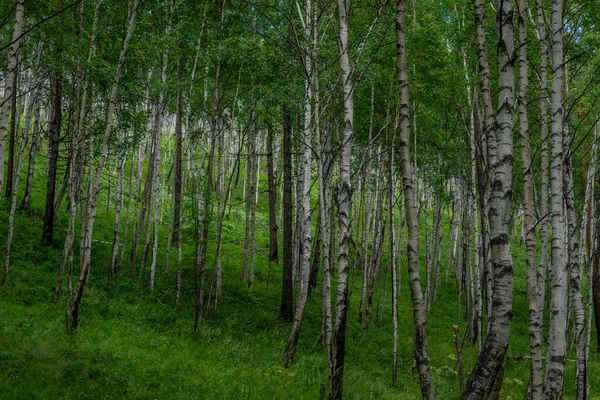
[463,0,515,397]
[283,0,313,367]
[396,1,435,397]
[517,1,543,397]
[70,0,139,330]
[543,0,568,396]
[534,0,550,344]
[563,123,586,399]
[0,0,24,197]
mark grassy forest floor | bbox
[1,172,599,399]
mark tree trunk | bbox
[2,78,33,286]
[396,1,435,397]
[543,0,568,396]
[593,212,600,354]
[55,0,98,303]
[172,64,183,279]
[563,126,586,400]
[110,149,127,280]
[364,154,385,332]
[0,0,24,197]
[69,0,139,331]
[389,146,399,387]
[147,63,166,293]
[517,1,543,397]
[329,1,355,398]
[267,123,278,261]
[283,0,313,365]
[536,0,549,327]
[279,78,294,321]
[20,107,42,214]
[315,60,333,378]
[463,0,515,397]
[5,54,18,200]
[42,76,62,246]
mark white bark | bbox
[535,0,549,343]
[70,0,139,330]
[463,0,515,397]
[563,124,586,399]
[0,0,24,197]
[57,0,99,303]
[518,0,543,396]
[148,63,167,293]
[283,0,313,367]
[397,0,435,397]
[543,0,568,396]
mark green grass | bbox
[1,168,599,399]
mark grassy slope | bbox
[0,169,599,399]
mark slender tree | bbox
[396,0,435,397]
[543,0,568,396]
[0,0,24,198]
[69,0,140,331]
[463,0,516,397]
[517,0,543,397]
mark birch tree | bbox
[0,0,24,198]
[396,0,435,397]
[463,0,516,397]
[543,0,568,396]
[69,0,140,330]
[518,0,543,397]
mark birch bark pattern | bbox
[0,0,24,197]
[535,0,549,333]
[329,1,354,398]
[396,1,435,397]
[282,0,312,368]
[463,0,515,397]
[69,0,139,331]
[564,128,586,399]
[518,0,543,397]
[543,0,568,396]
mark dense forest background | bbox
[0,0,599,398]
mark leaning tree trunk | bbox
[55,0,99,303]
[283,0,313,366]
[463,0,515,397]
[396,0,435,398]
[69,0,139,331]
[543,0,568,397]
